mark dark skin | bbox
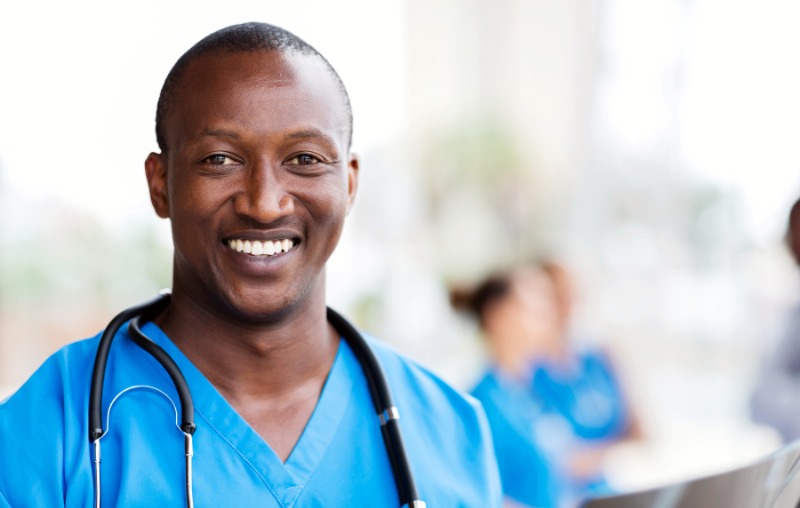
[143,50,359,462]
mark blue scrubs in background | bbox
[532,350,630,442]
[531,349,630,500]
[472,370,561,508]
[471,350,631,507]
[0,322,502,507]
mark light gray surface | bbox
[583,440,800,508]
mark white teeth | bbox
[228,238,295,256]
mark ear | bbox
[145,152,170,219]
[345,153,360,215]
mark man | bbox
[752,197,800,442]
[0,23,501,507]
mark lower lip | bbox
[223,243,299,275]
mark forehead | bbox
[512,268,555,298]
[167,50,349,150]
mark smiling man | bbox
[0,23,501,508]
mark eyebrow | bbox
[193,126,340,149]
[197,128,241,140]
[285,128,336,145]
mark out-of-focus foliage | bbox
[0,181,172,391]
[423,119,523,201]
[0,207,171,303]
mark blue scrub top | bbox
[532,350,630,442]
[0,322,502,507]
[471,370,561,508]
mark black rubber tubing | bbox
[327,307,421,504]
[88,293,172,441]
[128,312,196,435]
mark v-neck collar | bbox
[134,322,355,508]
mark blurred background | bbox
[3,0,800,498]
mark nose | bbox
[233,160,294,224]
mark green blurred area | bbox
[0,166,173,390]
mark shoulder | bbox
[471,370,510,402]
[364,336,502,506]
[569,343,612,371]
[469,370,523,415]
[365,336,487,427]
[471,370,497,394]
[0,333,101,506]
[470,371,511,414]
[1,333,99,416]
[469,371,516,434]
[770,308,800,365]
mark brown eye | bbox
[204,155,236,165]
[288,154,320,165]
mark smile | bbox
[226,238,295,257]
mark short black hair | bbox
[155,22,353,152]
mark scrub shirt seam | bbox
[134,343,289,508]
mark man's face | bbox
[146,50,358,321]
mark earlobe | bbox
[345,153,360,215]
[145,152,170,219]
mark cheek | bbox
[302,178,350,241]
[169,171,232,248]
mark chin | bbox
[217,281,311,323]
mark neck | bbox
[491,341,530,379]
[154,279,339,407]
[490,332,570,379]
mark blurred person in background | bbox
[752,197,800,443]
[451,263,641,508]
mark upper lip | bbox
[222,229,302,243]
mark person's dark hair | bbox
[155,22,353,153]
[788,197,800,231]
[786,196,800,264]
[449,274,512,328]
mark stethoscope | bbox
[88,290,425,508]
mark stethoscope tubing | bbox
[88,292,171,441]
[326,308,421,505]
[88,292,424,508]
[128,311,196,435]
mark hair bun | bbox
[449,286,476,312]
[448,275,512,326]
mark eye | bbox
[287,154,320,165]
[203,154,237,166]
